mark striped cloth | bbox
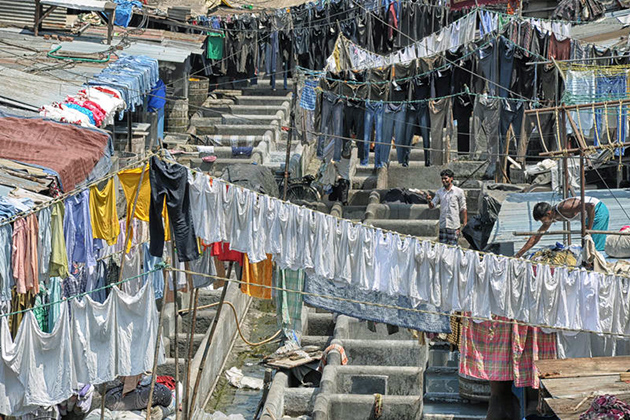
[459,315,557,389]
[275,268,305,337]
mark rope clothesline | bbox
[166,266,630,339]
[159,154,630,282]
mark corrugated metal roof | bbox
[56,39,195,62]
[0,0,66,29]
[0,65,81,108]
[40,0,109,11]
[488,189,630,251]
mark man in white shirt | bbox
[428,169,467,246]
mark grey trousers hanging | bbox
[471,95,500,166]
[429,97,453,166]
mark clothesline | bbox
[0,264,164,320]
[0,153,153,229]
[171,155,630,280]
[166,266,630,338]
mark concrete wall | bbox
[189,284,253,414]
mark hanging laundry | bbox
[148,156,198,262]
[459,316,557,389]
[64,190,96,267]
[0,225,12,303]
[241,254,273,299]
[118,164,170,253]
[37,207,51,286]
[143,242,165,299]
[12,214,39,295]
[89,179,120,246]
[275,268,305,340]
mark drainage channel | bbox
[205,300,280,418]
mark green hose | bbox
[47,45,111,63]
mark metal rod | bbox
[188,262,233,418]
[145,270,170,420]
[513,230,630,236]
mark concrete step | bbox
[340,205,367,220]
[422,401,488,420]
[156,357,186,378]
[347,190,376,206]
[367,203,439,220]
[235,95,292,106]
[241,87,294,96]
[194,123,279,140]
[428,347,460,368]
[365,219,439,237]
[203,104,289,118]
[365,148,426,165]
[351,174,378,190]
[170,332,206,358]
[180,308,217,334]
[424,392,469,404]
[425,366,459,394]
[301,335,331,348]
[222,113,284,126]
[212,89,242,97]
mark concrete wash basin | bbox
[313,394,422,420]
[321,366,424,396]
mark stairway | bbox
[157,288,223,378]
[422,343,488,420]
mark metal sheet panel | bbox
[40,0,108,11]
[0,0,66,28]
[0,65,80,108]
[488,189,630,251]
[58,40,193,63]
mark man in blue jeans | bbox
[428,169,468,246]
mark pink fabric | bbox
[459,315,557,389]
[12,214,39,295]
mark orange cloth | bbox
[241,254,273,299]
[118,164,169,251]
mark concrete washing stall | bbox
[261,313,428,420]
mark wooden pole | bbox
[561,109,571,245]
[34,0,41,37]
[183,265,200,420]
[580,150,587,248]
[172,242,181,420]
[283,84,297,201]
[188,262,233,418]
[541,141,630,156]
[145,272,170,420]
[100,383,107,419]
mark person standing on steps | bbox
[427,169,467,246]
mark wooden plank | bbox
[542,375,630,399]
[536,356,630,379]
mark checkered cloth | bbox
[439,228,459,246]
[275,268,305,334]
[459,315,557,389]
